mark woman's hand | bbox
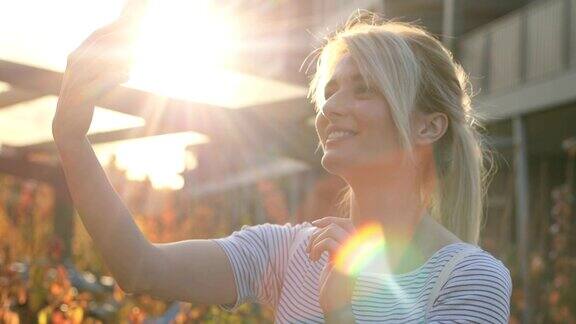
[307,217,357,321]
[52,15,139,144]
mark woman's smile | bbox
[325,126,358,147]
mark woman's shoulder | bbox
[427,243,512,323]
[452,243,511,278]
[437,243,511,281]
[223,221,315,247]
[428,243,513,322]
[236,221,314,235]
[433,242,513,305]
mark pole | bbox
[512,116,531,323]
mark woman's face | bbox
[315,54,403,177]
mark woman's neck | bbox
[344,161,434,271]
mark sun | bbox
[99,0,241,190]
[127,0,241,104]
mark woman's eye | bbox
[355,85,373,96]
[323,84,374,100]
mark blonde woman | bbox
[52,10,512,323]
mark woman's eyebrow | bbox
[325,73,365,89]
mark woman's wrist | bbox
[54,135,89,151]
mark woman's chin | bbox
[321,150,401,177]
[321,153,357,176]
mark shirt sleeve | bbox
[212,222,309,311]
[427,250,513,324]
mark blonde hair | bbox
[307,13,493,244]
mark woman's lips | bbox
[325,132,357,147]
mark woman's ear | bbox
[413,112,448,145]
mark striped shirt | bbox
[213,222,512,323]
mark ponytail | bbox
[432,122,488,244]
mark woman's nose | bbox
[320,92,350,118]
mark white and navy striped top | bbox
[213,222,512,323]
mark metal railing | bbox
[458,0,575,96]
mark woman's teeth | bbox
[327,131,356,141]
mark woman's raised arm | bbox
[52,14,237,304]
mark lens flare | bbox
[334,223,408,303]
[334,223,387,275]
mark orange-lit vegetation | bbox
[1,154,575,323]
[0,159,280,323]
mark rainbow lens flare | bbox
[334,223,387,276]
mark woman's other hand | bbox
[307,217,357,320]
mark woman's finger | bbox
[68,20,132,67]
[76,21,125,54]
[307,227,323,253]
[310,237,340,262]
[307,223,349,254]
[68,30,135,73]
[65,30,134,84]
[68,0,146,67]
[307,224,350,263]
[307,226,332,253]
[312,217,355,234]
[68,18,139,74]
